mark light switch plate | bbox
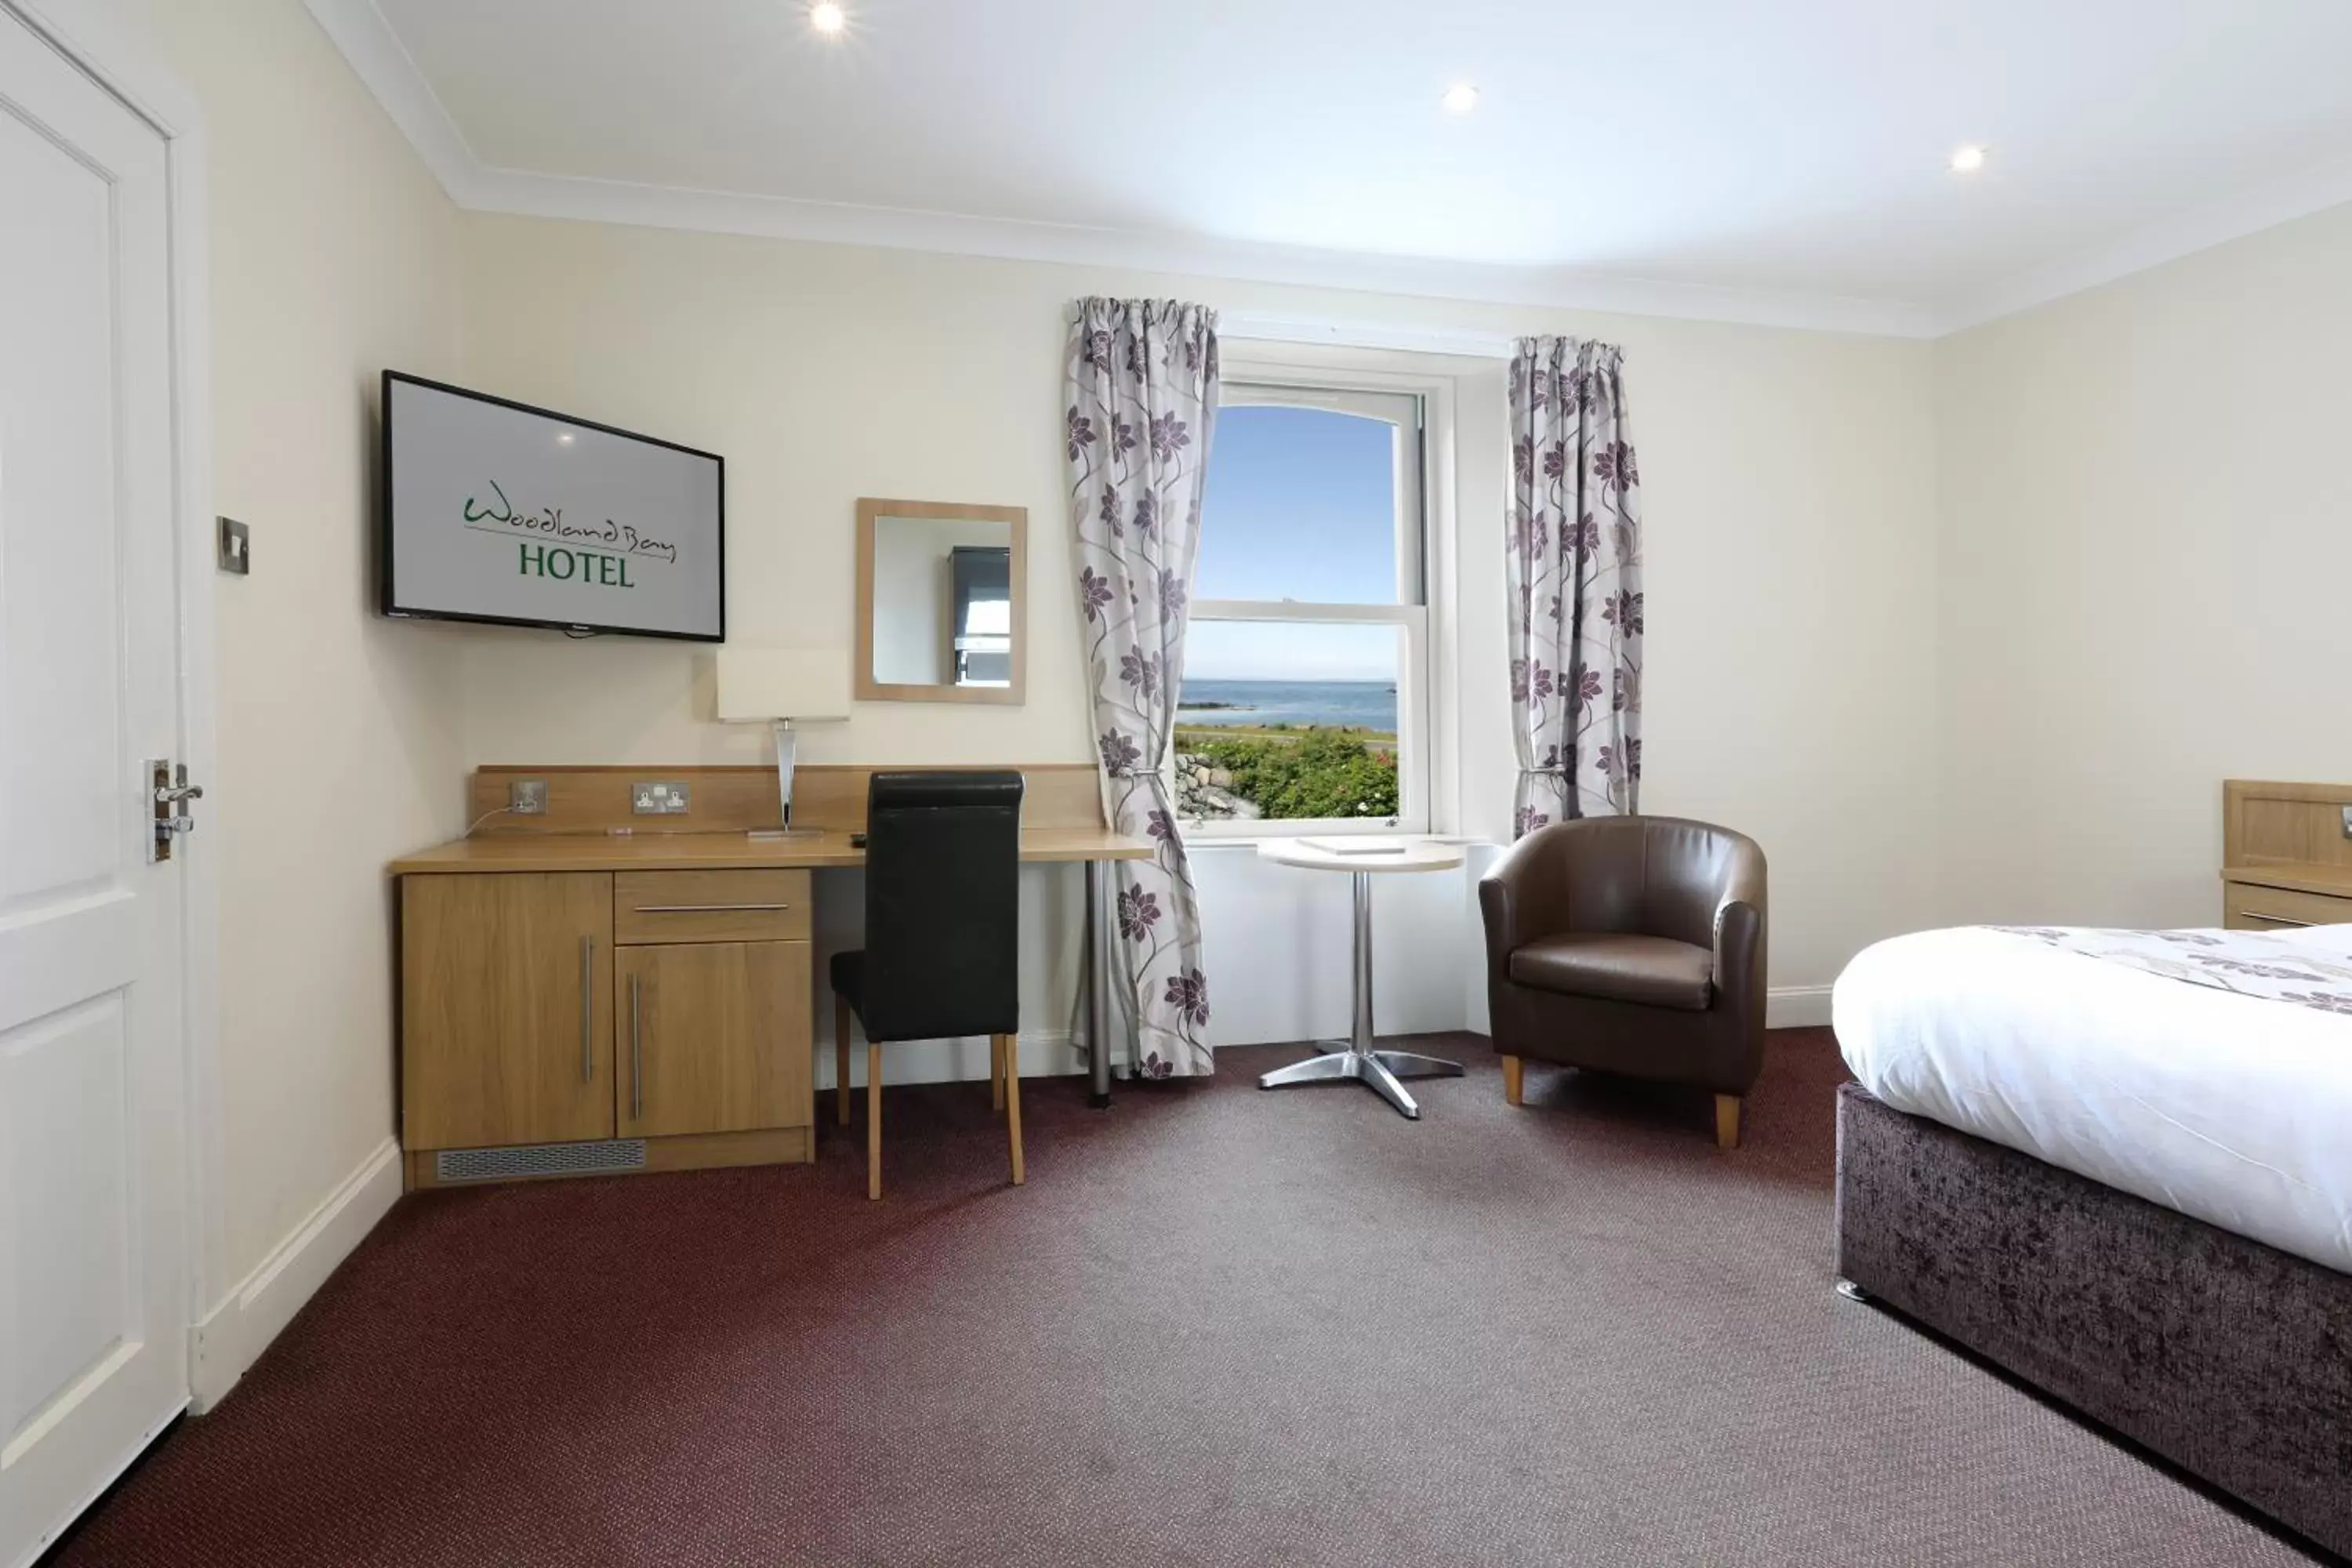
[2340,804,2352,839]
[632,781,691,815]
[509,780,547,815]
[216,516,250,575]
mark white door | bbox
[0,9,193,1566]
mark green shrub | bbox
[1188,731,1398,820]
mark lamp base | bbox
[763,717,819,840]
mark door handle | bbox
[629,972,644,1120]
[147,759,204,862]
[579,937,594,1081]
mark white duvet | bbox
[1834,924,2352,1276]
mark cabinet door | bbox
[615,941,812,1138]
[402,873,615,1149]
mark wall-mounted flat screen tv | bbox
[379,372,724,641]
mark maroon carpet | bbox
[51,1031,2322,1566]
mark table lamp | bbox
[715,648,852,838]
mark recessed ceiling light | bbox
[1441,83,1479,114]
[1950,143,1987,173]
[810,2,846,34]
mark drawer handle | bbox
[2239,909,2317,928]
[631,902,793,914]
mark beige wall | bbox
[1935,201,2352,928]
[1565,314,1944,989]
[456,216,1947,994]
[133,0,469,1290]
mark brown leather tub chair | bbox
[1477,817,1766,1149]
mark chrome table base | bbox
[1258,1044,1464,1120]
[1257,869,1463,1119]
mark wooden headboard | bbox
[466,764,1104,836]
[2223,779,2352,871]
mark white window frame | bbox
[1180,380,1431,837]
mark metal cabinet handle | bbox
[631,902,792,914]
[2239,910,2316,928]
[629,973,644,1120]
[579,936,593,1082]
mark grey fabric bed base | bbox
[1834,1082,2352,1560]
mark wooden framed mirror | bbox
[854,499,1028,705]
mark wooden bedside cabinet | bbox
[2220,779,2352,934]
[2223,879,2352,932]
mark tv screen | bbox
[379,372,724,641]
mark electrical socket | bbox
[2340,804,2352,840]
[509,779,547,815]
[632,781,691,815]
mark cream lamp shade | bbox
[714,648,852,723]
[714,648,851,836]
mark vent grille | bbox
[435,1139,647,1183]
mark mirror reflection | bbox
[872,517,1011,688]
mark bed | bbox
[1831,922,2352,1559]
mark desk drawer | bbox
[2223,883,2352,932]
[615,870,811,945]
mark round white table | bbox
[1254,837,1468,1120]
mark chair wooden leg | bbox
[1501,1054,1524,1108]
[867,1042,884,1200]
[834,993,852,1127]
[999,1033,1025,1186]
[991,1033,1006,1113]
[1715,1093,1742,1151]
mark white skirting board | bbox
[187,1137,402,1413]
[1766,985,1835,1029]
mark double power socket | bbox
[506,778,692,817]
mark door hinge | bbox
[150,759,205,862]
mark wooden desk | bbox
[388,826,1151,874]
[2220,779,2352,930]
[392,765,1150,1189]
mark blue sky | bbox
[1185,405,1401,683]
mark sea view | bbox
[1175,678,1397,735]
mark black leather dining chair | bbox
[829,771,1025,1199]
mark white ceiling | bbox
[322,0,2352,336]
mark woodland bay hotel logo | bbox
[462,480,681,590]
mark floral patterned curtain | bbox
[1065,299,1219,1079]
[1508,336,1643,836]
